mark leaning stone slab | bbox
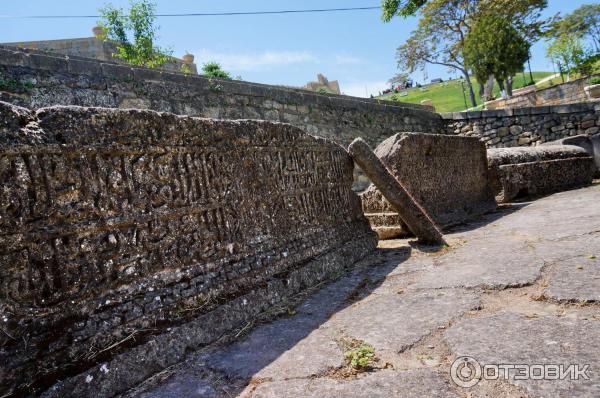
[360,132,496,239]
[348,137,445,245]
[487,146,595,202]
[0,101,377,397]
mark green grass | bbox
[378,71,554,113]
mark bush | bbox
[202,62,231,79]
[589,76,600,85]
[576,53,600,76]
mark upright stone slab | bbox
[360,132,496,239]
[0,102,377,397]
[487,145,596,202]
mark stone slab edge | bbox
[41,234,377,398]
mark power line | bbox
[0,6,382,19]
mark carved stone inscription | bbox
[0,103,377,396]
[1,113,359,308]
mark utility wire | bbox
[0,6,381,19]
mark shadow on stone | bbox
[126,245,413,398]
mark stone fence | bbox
[442,102,599,148]
[0,45,442,149]
[0,101,376,397]
[485,75,599,110]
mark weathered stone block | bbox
[543,134,600,176]
[509,125,523,135]
[348,137,445,245]
[0,101,377,397]
[487,146,595,202]
[360,133,496,238]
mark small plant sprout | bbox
[344,344,375,369]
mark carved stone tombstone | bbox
[360,132,497,239]
[0,102,377,397]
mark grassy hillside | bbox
[378,71,554,112]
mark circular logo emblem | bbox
[450,356,482,388]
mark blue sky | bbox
[0,0,594,97]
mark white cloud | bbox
[341,80,390,98]
[193,49,318,72]
[334,53,362,65]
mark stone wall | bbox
[442,102,599,148]
[0,46,442,150]
[0,101,377,397]
[485,75,599,109]
[1,36,198,75]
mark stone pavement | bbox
[125,184,600,398]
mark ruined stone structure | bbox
[485,75,599,110]
[1,27,198,75]
[360,133,496,239]
[443,102,599,148]
[0,46,442,151]
[348,137,445,245]
[487,145,595,202]
[0,101,377,397]
[304,74,341,95]
[541,134,600,175]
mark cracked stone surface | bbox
[544,255,600,302]
[326,289,479,353]
[444,313,600,398]
[128,184,600,398]
[411,237,542,289]
[250,369,459,398]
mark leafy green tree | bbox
[546,33,586,81]
[202,62,232,79]
[464,14,530,97]
[389,0,548,108]
[395,0,479,107]
[99,0,171,68]
[548,4,600,52]
[381,0,428,20]
[575,53,600,76]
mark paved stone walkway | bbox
[126,184,600,398]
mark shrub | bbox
[589,76,600,85]
[202,62,231,79]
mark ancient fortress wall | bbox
[0,102,377,397]
[0,46,443,149]
[442,102,599,148]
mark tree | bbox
[548,4,600,52]
[464,14,531,97]
[381,0,428,20]
[546,33,586,81]
[202,62,231,79]
[388,0,548,108]
[395,0,479,107]
[99,0,171,68]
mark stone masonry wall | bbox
[442,102,599,148]
[0,101,377,397]
[485,75,599,110]
[0,46,443,149]
[1,36,198,75]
